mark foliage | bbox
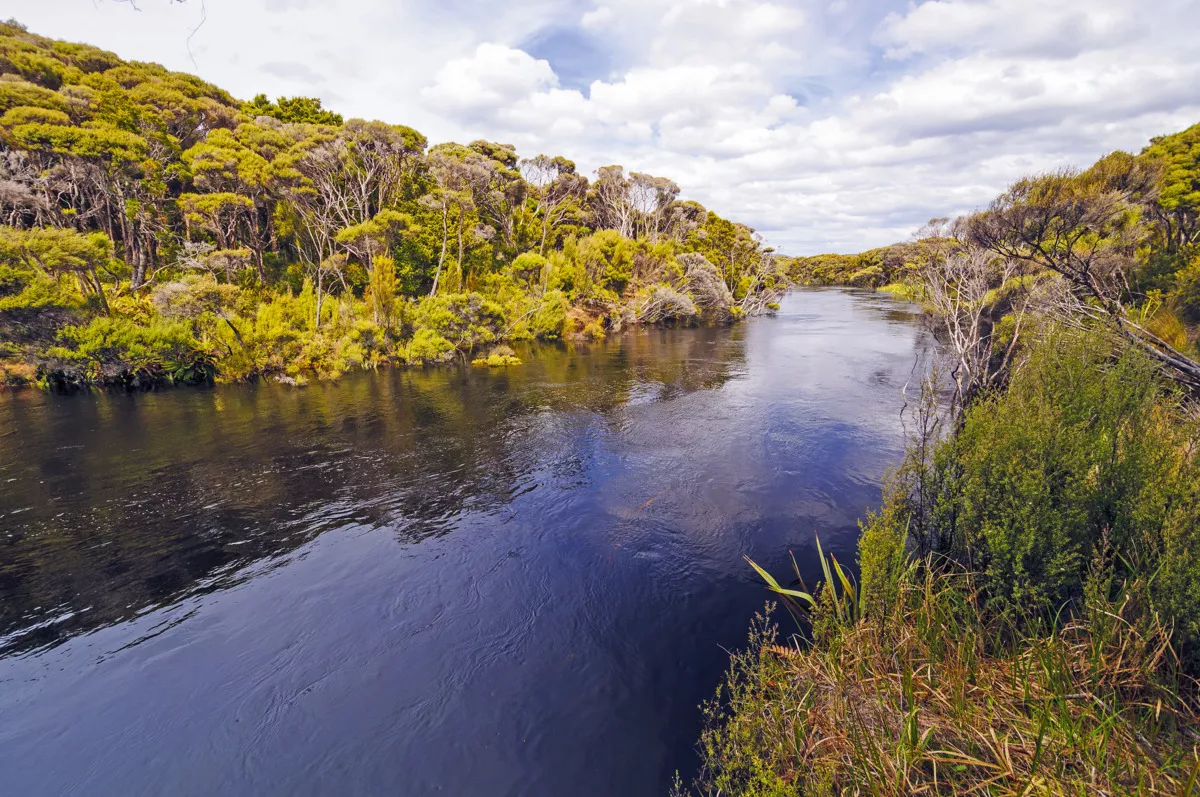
[687,570,1199,797]
[41,315,210,387]
[0,21,783,388]
[404,327,454,365]
[874,331,1200,663]
[242,93,343,126]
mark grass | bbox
[682,563,1200,796]
[878,282,922,301]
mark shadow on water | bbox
[0,287,933,797]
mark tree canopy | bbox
[0,20,784,387]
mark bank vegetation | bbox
[0,20,785,389]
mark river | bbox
[0,287,933,796]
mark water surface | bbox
[0,288,932,796]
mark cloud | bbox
[423,43,560,115]
[260,60,326,85]
[3,0,1199,254]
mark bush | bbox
[865,327,1200,664]
[41,315,210,386]
[404,328,454,365]
[950,333,1193,616]
[509,251,548,286]
[411,292,505,355]
[529,289,567,339]
[579,230,634,294]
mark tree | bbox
[335,209,412,270]
[1142,123,1200,254]
[335,209,411,326]
[590,165,634,238]
[966,169,1200,390]
[628,172,679,242]
[243,94,343,126]
[913,220,1032,411]
[182,122,295,282]
[520,154,587,255]
[424,145,490,295]
[465,140,525,252]
[0,225,113,313]
[687,211,759,293]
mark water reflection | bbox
[0,323,748,656]
[0,288,932,797]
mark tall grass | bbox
[683,561,1200,796]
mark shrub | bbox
[412,292,505,355]
[41,315,209,386]
[579,229,634,294]
[865,327,1200,664]
[509,251,548,286]
[949,333,1191,616]
[529,289,567,339]
[404,328,454,365]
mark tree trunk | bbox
[430,202,448,297]
[315,268,324,330]
[456,211,465,291]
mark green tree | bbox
[243,94,343,126]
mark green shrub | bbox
[41,315,209,385]
[404,328,454,364]
[865,327,1200,662]
[509,251,548,286]
[579,230,634,294]
[412,292,504,354]
[529,289,567,339]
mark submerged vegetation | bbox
[0,20,785,389]
[688,120,1200,795]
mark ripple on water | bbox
[0,288,933,796]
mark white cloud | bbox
[580,5,614,28]
[424,44,559,112]
[2,0,1199,254]
[876,0,1135,60]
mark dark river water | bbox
[0,288,932,796]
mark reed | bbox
[684,563,1200,796]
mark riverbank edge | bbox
[0,306,766,393]
[680,319,1200,796]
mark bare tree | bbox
[591,165,635,238]
[917,236,1030,411]
[628,172,679,242]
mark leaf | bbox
[745,555,815,606]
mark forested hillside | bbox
[0,20,784,388]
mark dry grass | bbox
[685,571,1200,797]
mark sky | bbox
[3,0,1199,255]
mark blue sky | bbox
[3,0,1199,254]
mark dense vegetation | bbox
[0,20,784,388]
[688,122,1200,795]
